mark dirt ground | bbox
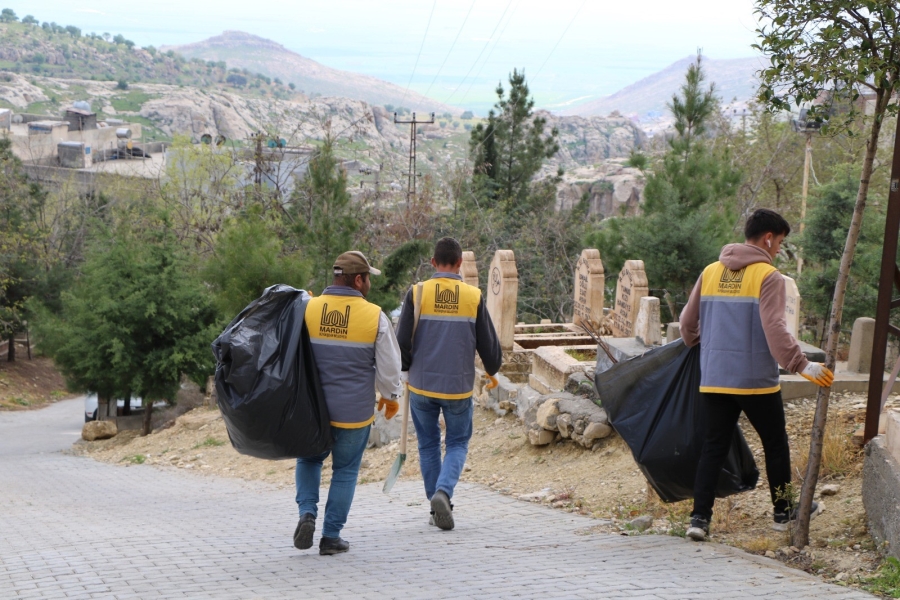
[0,357,69,410]
[67,378,900,595]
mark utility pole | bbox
[797,132,813,274]
[358,163,383,208]
[394,112,435,208]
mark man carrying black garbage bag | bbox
[294,251,403,555]
[679,209,834,541]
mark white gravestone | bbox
[634,296,662,346]
[461,251,479,288]
[486,250,518,350]
[783,275,801,339]
[573,249,605,328]
[611,260,649,338]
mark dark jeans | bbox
[692,391,791,521]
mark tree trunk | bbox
[791,92,889,548]
[141,402,153,436]
[7,334,14,362]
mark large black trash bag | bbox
[594,339,758,503]
[211,284,332,460]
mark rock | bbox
[582,421,613,444]
[82,420,117,441]
[629,515,653,532]
[518,489,552,502]
[527,428,556,446]
[573,418,586,435]
[557,413,573,438]
[565,372,597,398]
[765,550,777,558]
[820,484,840,496]
[835,572,847,581]
[557,396,608,425]
[536,398,561,430]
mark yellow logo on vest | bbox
[320,303,350,338]
[434,284,460,313]
[718,267,746,293]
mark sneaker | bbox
[686,516,710,541]
[293,513,315,550]
[430,490,455,531]
[772,501,820,532]
[318,536,350,555]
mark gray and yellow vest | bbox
[699,261,780,394]
[408,275,482,400]
[306,287,382,428]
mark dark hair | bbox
[334,272,368,287]
[744,208,791,240]
[433,237,462,266]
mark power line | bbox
[458,0,520,106]
[398,0,439,110]
[443,0,515,106]
[531,0,587,83]
[422,0,478,101]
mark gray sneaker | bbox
[686,516,709,541]
[772,501,820,532]
[430,490,455,531]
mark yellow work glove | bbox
[484,374,499,390]
[800,362,834,387]
[377,398,399,420]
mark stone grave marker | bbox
[486,250,518,350]
[611,260,649,337]
[461,251,479,288]
[783,275,801,339]
[573,249,605,328]
[634,296,662,346]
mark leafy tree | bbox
[36,220,219,435]
[203,206,311,319]
[755,0,900,546]
[460,111,474,120]
[588,54,739,319]
[0,8,17,22]
[116,79,128,90]
[22,15,37,25]
[289,134,361,293]
[469,69,559,208]
[366,240,432,313]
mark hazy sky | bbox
[9,0,761,110]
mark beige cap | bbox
[333,251,381,276]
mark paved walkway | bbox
[0,399,876,600]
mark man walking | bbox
[396,237,502,530]
[680,209,833,541]
[294,251,403,555]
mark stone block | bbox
[557,413,572,438]
[888,411,900,465]
[536,398,560,430]
[863,436,900,560]
[665,322,680,344]
[527,428,556,446]
[82,420,117,441]
[594,336,649,375]
[848,317,876,374]
[532,345,583,392]
[634,296,661,346]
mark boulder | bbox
[82,420,117,441]
[629,515,653,532]
[582,421,613,444]
[565,372,597,398]
[527,428,556,446]
[536,398,561,430]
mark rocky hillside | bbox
[164,31,457,115]
[563,55,765,121]
[0,21,288,100]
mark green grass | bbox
[110,91,157,113]
[565,349,596,362]
[192,436,225,449]
[864,557,900,597]
[124,454,146,465]
[11,396,30,406]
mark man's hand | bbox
[800,362,834,387]
[484,374,499,390]
[400,371,409,386]
[377,398,399,420]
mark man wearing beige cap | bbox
[294,251,403,555]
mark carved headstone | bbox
[461,251,479,288]
[634,296,662,346]
[783,275,801,339]
[611,260,649,337]
[486,250,518,350]
[573,249,605,328]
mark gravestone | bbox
[486,250,518,350]
[634,296,662,346]
[783,275,801,339]
[611,260,649,338]
[572,249,605,328]
[461,251,479,288]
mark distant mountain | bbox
[561,56,766,119]
[165,31,457,114]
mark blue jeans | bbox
[295,424,370,538]
[409,392,473,500]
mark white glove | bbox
[400,371,409,385]
[800,362,834,387]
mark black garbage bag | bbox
[594,338,758,503]
[211,284,332,460]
